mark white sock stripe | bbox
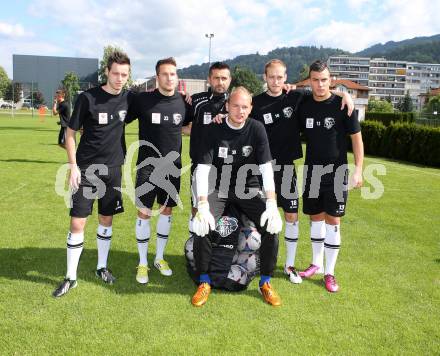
[67,242,84,249]
[136,238,150,243]
[157,233,168,239]
[311,238,325,242]
[97,233,112,240]
[285,237,298,242]
[324,243,340,249]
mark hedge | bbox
[365,112,416,126]
[360,120,440,167]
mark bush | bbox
[361,120,440,167]
[365,112,416,126]
[359,120,386,156]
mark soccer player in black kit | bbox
[126,58,191,284]
[251,59,354,285]
[191,87,283,307]
[53,51,134,297]
[187,62,231,237]
[297,60,364,292]
[52,89,70,149]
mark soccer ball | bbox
[184,236,195,267]
[227,264,248,285]
[237,227,261,252]
[237,252,259,273]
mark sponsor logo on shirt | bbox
[152,113,161,124]
[118,110,127,122]
[263,113,273,124]
[324,117,335,130]
[306,118,314,128]
[242,146,253,157]
[203,112,212,125]
[215,216,239,237]
[173,113,182,125]
[99,113,108,124]
[283,107,293,118]
[218,147,228,158]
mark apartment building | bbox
[327,56,370,87]
[368,58,407,105]
[328,55,440,109]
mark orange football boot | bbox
[259,282,282,306]
[191,283,211,307]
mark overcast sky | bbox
[1,0,439,79]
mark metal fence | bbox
[415,117,440,127]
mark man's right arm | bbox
[67,94,88,190]
[193,163,215,236]
[52,100,58,115]
[65,128,81,190]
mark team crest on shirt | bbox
[242,146,253,157]
[306,118,314,128]
[215,216,238,237]
[283,106,293,118]
[173,113,182,125]
[324,117,335,129]
[118,110,127,122]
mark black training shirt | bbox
[126,89,191,166]
[251,89,309,164]
[198,118,272,191]
[57,101,71,128]
[298,94,361,166]
[69,86,134,169]
[189,89,228,162]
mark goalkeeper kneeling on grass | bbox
[191,86,283,307]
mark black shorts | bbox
[70,166,124,218]
[274,164,299,213]
[135,165,181,209]
[58,127,66,145]
[302,166,349,217]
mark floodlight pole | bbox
[205,33,214,72]
[31,81,34,118]
[11,80,14,118]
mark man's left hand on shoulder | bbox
[340,92,354,116]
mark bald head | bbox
[226,86,253,127]
[228,86,252,105]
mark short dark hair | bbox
[209,62,230,76]
[106,50,131,71]
[56,89,66,97]
[156,57,177,75]
[309,60,330,77]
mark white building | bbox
[328,55,440,109]
[327,56,370,87]
[368,58,407,105]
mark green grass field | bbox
[0,115,439,355]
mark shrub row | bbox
[365,112,416,126]
[360,120,440,167]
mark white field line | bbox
[3,183,28,199]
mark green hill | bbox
[177,46,348,82]
[177,35,440,80]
